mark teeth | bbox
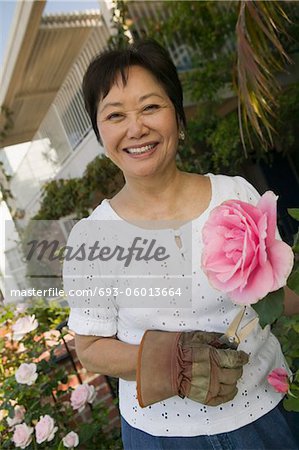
[126,144,156,154]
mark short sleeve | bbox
[63,219,117,336]
[231,175,261,204]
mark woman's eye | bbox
[143,104,160,113]
[106,113,123,121]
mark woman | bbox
[64,40,299,449]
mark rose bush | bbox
[202,191,293,304]
[0,300,123,449]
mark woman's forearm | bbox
[74,334,139,381]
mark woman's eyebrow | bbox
[99,93,165,114]
[99,102,122,114]
[139,93,165,102]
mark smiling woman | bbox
[96,66,179,179]
[64,40,299,450]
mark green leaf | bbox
[283,395,299,412]
[287,269,299,296]
[252,288,284,328]
[292,230,299,253]
[292,321,299,334]
[288,208,299,221]
[57,440,65,450]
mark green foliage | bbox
[138,0,299,174]
[26,299,69,331]
[108,0,130,50]
[235,1,291,150]
[275,83,299,157]
[288,269,299,296]
[272,314,299,411]
[252,289,285,329]
[283,395,299,412]
[34,156,123,220]
[0,302,122,449]
[0,161,13,202]
[177,108,262,175]
[288,208,299,222]
[272,208,299,411]
[0,105,14,143]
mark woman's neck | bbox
[116,168,188,218]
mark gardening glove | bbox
[136,330,249,408]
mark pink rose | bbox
[202,191,293,304]
[12,315,38,341]
[267,368,289,393]
[7,405,26,428]
[43,330,60,347]
[12,423,33,449]
[15,363,38,385]
[62,431,79,448]
[70,383,96,412]
[35,415,58,444]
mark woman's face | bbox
[96,65,179,179]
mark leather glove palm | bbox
[137,330,249,408]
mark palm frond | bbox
[236,0,292,154]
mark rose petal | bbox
[267,240,294,291]
[258,191,278,246]
[230,260,274,304]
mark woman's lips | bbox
[124,143,159,159]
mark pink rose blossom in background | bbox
[7,405,26,428]
[35,415,58,444]
[267,368,290,393]
[63,431,79,448]
[16,343,27,354]
[15,363,38,385]
[70,383,96,412]
[14,303,28,316]
[12,423,33,449]
[202,191,294,304]
[43,330,60,347]
[12,315,38,341]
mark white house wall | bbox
[56,130,103,180]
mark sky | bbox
[0,0,100,68]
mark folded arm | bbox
[74,333,139,381]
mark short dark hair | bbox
[82,39,186,143]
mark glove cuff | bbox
[136,330,182,408]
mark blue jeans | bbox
[121,403,299,450]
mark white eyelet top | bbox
[66,174,287,437]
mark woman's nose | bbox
[126,115,149,139]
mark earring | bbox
[179,130,185,141]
